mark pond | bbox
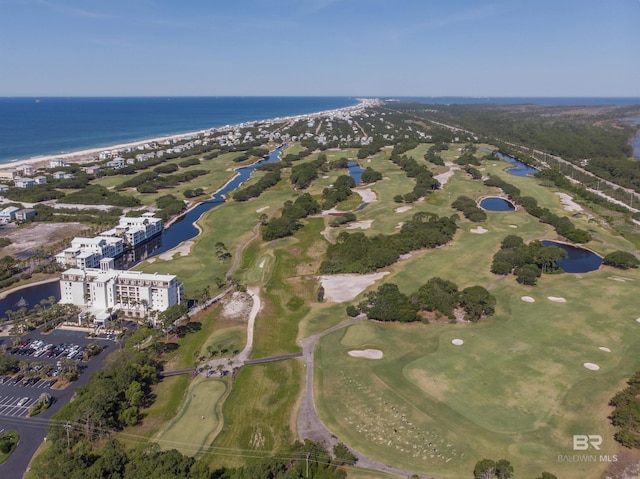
[347,160,364,184]
[542,240,603,273]
[479,197,516,211]
[490,151,539,177]
[0,280,61,317]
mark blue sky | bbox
[0,0,638,97]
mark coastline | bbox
[0,98,377,173]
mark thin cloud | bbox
[36,0,118,20]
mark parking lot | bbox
[0,328,113,418]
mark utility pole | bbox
[65,421,71,450]
[306,452,310,478]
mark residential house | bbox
[0,206,20,223]
[14,178,35,188]
[49,159,68,168]
[15,208,36,221]
[34,176,48,184]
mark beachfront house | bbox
[0,185,9,193]
[0,206,20,223]
[49,159,68,168]
[83,166,101,175]
[105,157,126,169]
[15,208,36,221]
[17,165,34,176]
[52,171,73,180]
[34,176,48,184]
[0,172,16,183]
[14,178,35,188]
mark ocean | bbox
[0,96,360,164]
[1,96,639,164]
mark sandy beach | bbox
[0,98,379,173]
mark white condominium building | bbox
[55,236,124,269]
[101,213,163,246]
[59,259,183,321]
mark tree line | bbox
[261,193,321,241]
[347,278,495,323]
[320,212,457,274]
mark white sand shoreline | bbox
[0,98,379,172]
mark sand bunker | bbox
[636,318,640,324]
[470,226,488,234]
[157,240,193,261]
[599,347,611,353]
[319,272,389,302]
[395,221,405,229]
[354,188,377,203]
[221,291,253,320]
[346,220,373,230]
[256,206,270,213]
[451,339,464,346]
[556,192,583,213]
[584,362,600,371]
[348,349,383,359]
[548,296,567,303]
[434,167,458,186]
[394,206,412,213]
[521,296,535,303]
[509,224,518,228]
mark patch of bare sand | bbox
[451,339,464,346]
[353,188,377,203]
[346,220,373,230]
[556,192,583,213]
[470,226,488,234]
[394,206,412,213]
[220,291,253,321]
[0,222,86,255]
[434,165,459,186]
[584,362,600,371]
[348,349,383,359]
[157,240,193,261]
[256,206,270,213]
[521,296,535,303]
[319,271,389,302]
[395,221,405,229]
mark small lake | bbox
[479,197,516,211]
[542,240,603,273]
[489,151,539,177]
[347,160,364,184]
[0,280,61,317]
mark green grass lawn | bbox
[155,377,228,457]
[315,262,640,478]
[309,153,640,479]
[129,141,639,478]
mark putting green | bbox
[155,378,227,457]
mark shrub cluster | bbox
[390,154,440,203]
[232,169,282,201]
[322,175,355,209]
[261,193,321,241]
[609,370,640,448]
[491,235,567,285]
[452,195,487,222]
[351,278,495,323]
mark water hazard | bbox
[542,240,603,273]
[479,197,515,211]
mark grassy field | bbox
[127,141,639,478]
[309,153,640,478]
[154,376,228,457]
